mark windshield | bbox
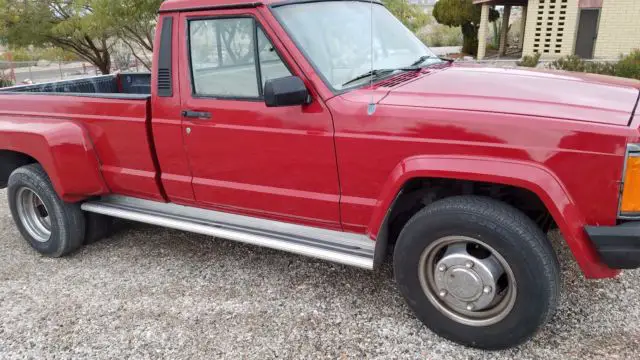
[272,1,440,91]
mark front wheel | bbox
[394,196,560,349]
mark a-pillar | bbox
[477,4,490,60]
[499,5,512,56]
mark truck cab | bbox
[0,0,639,350]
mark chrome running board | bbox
[81,196,375,269]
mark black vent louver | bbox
[376,72,421,88]
[157,17,173,97]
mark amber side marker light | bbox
[620,145,640,214]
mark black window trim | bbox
[157,16,174,97]
[253,22,264,98]
[185,14,294,102]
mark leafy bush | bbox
[616,50,640,80]
[548,51,640,79]
[517,53,541,67]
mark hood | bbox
[378,65,640,126]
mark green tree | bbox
[383,0,430,33]
[91,0,162,70]
[615,50,640,80]
[0,0,6,39]
[432,0,499,55]
[0,0,114,74]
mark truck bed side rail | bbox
[0,73,151,96]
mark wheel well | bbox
[0,151,37,189]
[385,178,556,249]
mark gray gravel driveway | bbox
[1,190,639,359]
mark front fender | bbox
[0,117,108,202]
[368,155,618,279]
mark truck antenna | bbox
[367,0,376,115]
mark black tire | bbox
[84,213,113,244]
[8,164,85,257]
[393,196,560,350]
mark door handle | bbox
[182,110,212,120]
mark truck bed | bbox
[0,73,164,201]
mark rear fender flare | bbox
[0,118,108,202]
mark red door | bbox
[178,9,341,229]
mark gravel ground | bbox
[1,190,640,359]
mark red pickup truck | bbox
[1,0,639,349]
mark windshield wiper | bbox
[341,68,397,87]
[342,64,429,87]
[341,55,444,88]
[410,55,441,67]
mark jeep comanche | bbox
[0,0,639,350]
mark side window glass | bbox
[189,18,259,98]
[257,27,292,86]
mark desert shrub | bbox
[549,55,614,75]
[586,61,616,76]
[2,47,79,63]
[0,73,14,88]
[549,55,587,72]
[491,21,500,49]
[491,21,510,50]
[517,53,541,67]
[615,50,640,80]
[418,24,463,47]
[36,47,80,62]
[548,53,640,79]
[1,48,34,65]
[508,18,522,47]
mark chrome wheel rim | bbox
[418,236,517,327]
[16,187,52,243]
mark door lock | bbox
[186,127,192,135]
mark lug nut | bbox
[465,261,474,269]
[466,303,475,311]
[439,290,447,297]
[438,264,447,272]
[483,286,492,294]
